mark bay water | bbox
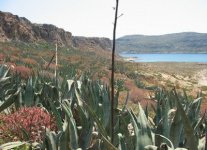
[119,53,207,62]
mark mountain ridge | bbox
[0,11,112,51]
[117,32,207,53]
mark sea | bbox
[119,53,207,63]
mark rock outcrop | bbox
[0,11,111,51]
[0,11,72,46]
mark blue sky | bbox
[0,0,207,38]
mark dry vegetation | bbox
[0,41,207,113]
[0,41,207,149]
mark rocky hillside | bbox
[117,32,207,53]
[0,11,111,51]
[72,36,111,51]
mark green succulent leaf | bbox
[128,103,153,150]
[173,89,198,150]
[118,133,127,150]
[62,100,79,149]
[0,141,29,150]
[0,87,20,112]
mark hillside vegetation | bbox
[117,32,207,53]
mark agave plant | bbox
[145,88,206,150]
[0,65,22,113]
[0,64,206,150]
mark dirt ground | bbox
[119,62,207,113]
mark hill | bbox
[0,11,111,51]
[0,11,207,126]
[117,32,207,53]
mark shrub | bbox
[11,65,32,79]
[21,58,37,66]
[0,107,57,144]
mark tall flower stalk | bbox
[55,42,58,84]
[111,0,119,143]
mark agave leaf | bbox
[61,79,70,100]
[187,97,202,125]
[194,111,206,133]
[15,88,23,108]
[118,133,127,150]
[48,99,63,131]
[0,87,20,112]
[170,108,183,148]
[67,79,74,91]
[119,110,133,149]
[88,139,101,150]
[173,89,198,150]
[67,81,76,106]
[0,141,28,150]
[76,80,82,90]
[144,145,158,150]
[82,100,117,149]
[100,133,118,150]
[89,82,98,111]
[137,103,154,145]
[154,91,162,126]
[74,87,83,106]
[76,104,93,149]
[45,129,58,150]
[1,66,10,78]
[59,120,70,150]
[61,100,79,149]
[128,103,153,150]
[155,134,174,149]
[102,86,110,128]
[55,131,63,147]
[113,115,121,146]
[128,109,143,150]
[0,76,11,83]
[158,96,171,145]
[197,136,206,150]
[83,100,108,138]
[23,78,35,106]
[52,85,59,101]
